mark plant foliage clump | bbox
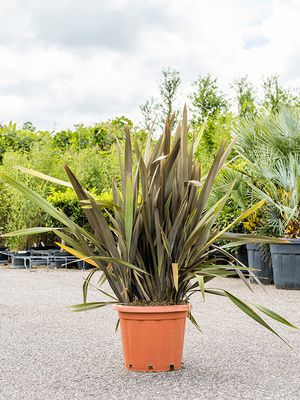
[1,108,297,341]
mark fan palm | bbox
[232,107,300,238]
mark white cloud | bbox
[0,0,299,129]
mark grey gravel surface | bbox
[0,267,300,400]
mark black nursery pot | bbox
[246,244,273,284]
[270,239,300,290]
[235,245,249,267]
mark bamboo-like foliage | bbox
[0,107,297,342]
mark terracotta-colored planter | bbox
[114,304,191,372]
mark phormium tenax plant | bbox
[1,107,297,372]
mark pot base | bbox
[125,363,182,372]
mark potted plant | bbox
[246,244,273,284]
[270,215,300,289]
[1,108,297,372]
[244,213,273,284]
[233,108,300,288]
[210,168,269,279]
[237,141,300,289]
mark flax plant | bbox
[1,107,297,343]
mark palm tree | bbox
[230,107,300,238]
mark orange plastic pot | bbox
[114,304,191,372]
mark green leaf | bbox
[83,269,98,303]
[64,165,119,258]
[220,232,289,245]
[197,140,233,216]
[124,176,134,257]
[92,256,147,274]
[54,230,81,250]
[17,166,73,188]
[188,311,202,332]
[1,227,57,238]
[124,126,133,178]
[253,304,298,330]
[80,199,119,210]
[195,274,205,302]
[0,174,76,229]
[204,288,226,297]
[206,200,266,248]
[96,288,118,301]
[69,302,116,312]
[152,154,168,163]
[98,272,107,286]
[222,290,291,347]
[115,318,120,333]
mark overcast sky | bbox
[0,0,300,130]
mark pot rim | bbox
[113,303,191,313]
[271,238,300,244]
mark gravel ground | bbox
[0,267,300,400]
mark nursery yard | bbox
[0,268,299,400]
